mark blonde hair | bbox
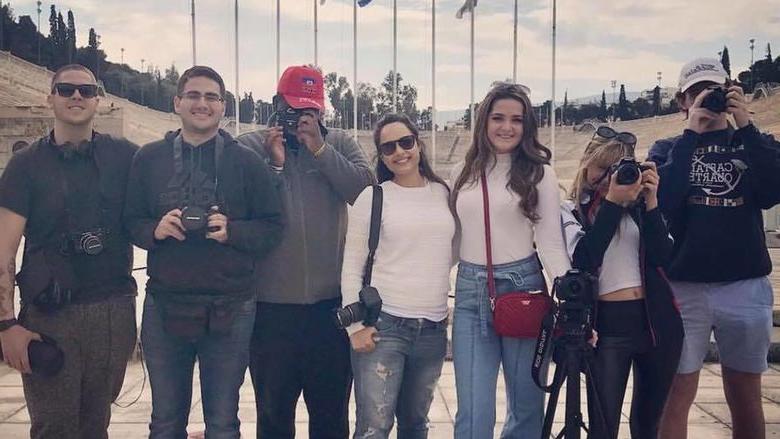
[568,137,635,208]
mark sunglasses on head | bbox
[378,135,416,156]
[52,83,99,99]
[593,126,637,147]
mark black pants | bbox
[250,299,352,439]
[586,299,679,439]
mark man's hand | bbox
[263,126,285,167]
[154,209,186,241]
[687,88,721,134]
[349,326,378,353]
[725,85,751,129]
[0,325,41,374]
[205,206,228,244]
[295,111,326,154]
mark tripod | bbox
[539,306,607,439]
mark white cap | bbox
[678,57,728,93]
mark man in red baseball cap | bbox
[238,65,373,438]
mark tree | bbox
[462,103,478,130]
[239,92,255,123]
[164,63,179,84]
[47,5,58,69]
[255,99,274,125]
[561,90,569,125]
[419,106,433,131]
[376,71,418,121]
[87,27,100,79]
[617,84,628,121]
[721,46,731,77]
[55,12,66,65]
[324,72,352,128]
[768,43,773,62]
[599,90,608,121]
[356,82,377,130]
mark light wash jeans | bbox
[351,312,447,439]
[452,254,549,439]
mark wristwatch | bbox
[0,318,18,332]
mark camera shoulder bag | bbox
[362,184,383,287]
[481,173,552,339]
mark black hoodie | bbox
[124,129,283,298]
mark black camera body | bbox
[612,157,651,185]
[63,229,107,256]
[701,86,728,113]
[277,107,303,131]
[334,286,383,329]
[180,205,220,234]
[554,269,597,304]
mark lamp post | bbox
[36,1,42,65]
[610,79,617,124]
[749,38,756,90]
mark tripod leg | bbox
[583,357,610,437]
[541,361,566,439]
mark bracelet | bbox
[269,164,284,173]
[312,142,327,158]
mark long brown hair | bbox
[373,113,448,188]
[452,83,551,222]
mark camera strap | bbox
[173,131,224,206]
[362,185,383,287]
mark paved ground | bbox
[1,359,780,438]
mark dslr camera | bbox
[701,81,731,113]
[180,205,220,234]
[334,286,383,329]
[62,229,107,256]
[612,157,651,185]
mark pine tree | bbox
[599,90,607,121]
[66,10,76,63]
[562,90,568,125]
[652,86,661,116]
[768,43,773,62]
[617,84,628,121]
[721,46,731,77]
[47,5,58,69]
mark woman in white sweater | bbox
[449,83,571,439]
[341,114,456,439]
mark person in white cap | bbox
[648,57,780,439]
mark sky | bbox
[7,0,780,112]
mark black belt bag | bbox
[154,294,238,338]
[17,247,80,313]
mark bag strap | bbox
[480,174,498,304]
[480,174,550,305]
[362,184,383,287]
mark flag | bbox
[455,0,477,19]
[358,0,373,6]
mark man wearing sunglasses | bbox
[649,57,780,439]
[238,65,373,438]
[0,64,139,438]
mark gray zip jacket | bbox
[238,128,374,304]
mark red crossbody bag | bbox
[481,173,552,339]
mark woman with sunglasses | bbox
[449,83,570,439]
[341,113,455,439]
[561,128,683,438]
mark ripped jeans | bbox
[351,312,448,439]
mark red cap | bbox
[277,66,325,111]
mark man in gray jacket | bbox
[238,65,373,439]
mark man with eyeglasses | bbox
[124,65,283,437]
[649,57,780,439]
[238,65,373,438]
[0,64,138,439]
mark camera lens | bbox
[181,206,208,231]
[616,163,641,185]
[79,233,104,256]
[333,303,366,329]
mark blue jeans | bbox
[141,294,256,439]
[452,255,548,439]
[351,312,448,439]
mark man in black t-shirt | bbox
[649,57,780,439]
[0,64,138,439]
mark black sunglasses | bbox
[378,135,416,156]
[52,83,99,99]
[593,126,637,147]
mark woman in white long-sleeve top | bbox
[341,113,456,439]
[449,83,571,439]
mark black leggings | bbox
[586,299,678,439]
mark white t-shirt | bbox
[451,153,571,281]
[340,180,456,335]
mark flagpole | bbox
[235,0,240,136]
[353,0,358,141]
[550,0,556,165]
[191,0,197,65]
[392,0,397,113]
[469,6,475,138]
[431,0,436,171]
[276,0,280,87]
[314,0,319,66]
[513,0,518,82]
